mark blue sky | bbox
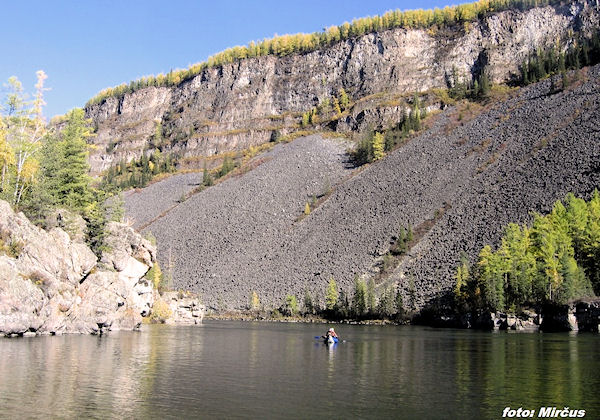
[1,1,469,118]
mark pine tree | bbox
[352,275,367,317]
[303,288,314,314]
[301,112,310,127]
[374,285,392,317]
[54,108,95,212]
[367,278,376,314]
[332,97,342,116]
[395,287,404,315]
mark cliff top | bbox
[85,0,565,107]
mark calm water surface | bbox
[0,321,598,419]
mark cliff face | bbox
[85,1,600,175]
[124,63,600,310]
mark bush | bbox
[150,299,173,323]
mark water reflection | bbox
[0,323,598,419]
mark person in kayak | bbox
[325,327,338,339]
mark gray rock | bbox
[129,65,600,311]
[85,1,600,175]
[0,200,158,336]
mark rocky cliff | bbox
[125,64,600,310]
[85,1,600,175]
[0,201,158,336]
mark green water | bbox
[0,322,598,419]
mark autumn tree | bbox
[325,277,339,310]
[372,132,385,160]
[1,71,48,205]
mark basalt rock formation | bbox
[85,1,600,175]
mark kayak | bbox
[325,335,338,344]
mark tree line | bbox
[454,192,599,314]
[101,150,177,190]
[86,0,559,107]
[520,31,600,86]
[251,274,414,321]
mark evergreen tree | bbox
[352,275,367,317]
[367,278,376,314]
[303,288,314,314]
[54,108,95,212]
[219,156,235,177]
[301,112,310,127]
[395,287,404,315]
[377,284,396,317]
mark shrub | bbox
[150,299,173,323]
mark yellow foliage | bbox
[150,299,172,323]
[153,261,163,290]
[250,290,260,310]
[20,157,39,182]
[86,0,550,107]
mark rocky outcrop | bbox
[575,299,600,332]
[85,1,600,175]
[162,291,204,325]
[0,201,159,336]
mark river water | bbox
[0,321,598,419]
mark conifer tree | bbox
[250,291,260,310]
[325,277,338,311]
[304,202,311,215]
[338,88,350,110]
[54,108,95,212]
[367,278,376,314]
[372,132,385,160]
[303,288,314,314]
[352,275,367,317]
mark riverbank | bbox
[202,298,600,333]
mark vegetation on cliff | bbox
[0,73,120,256]
[520,31,600,86]
[455,192,599,313]
[86,0,561,107]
